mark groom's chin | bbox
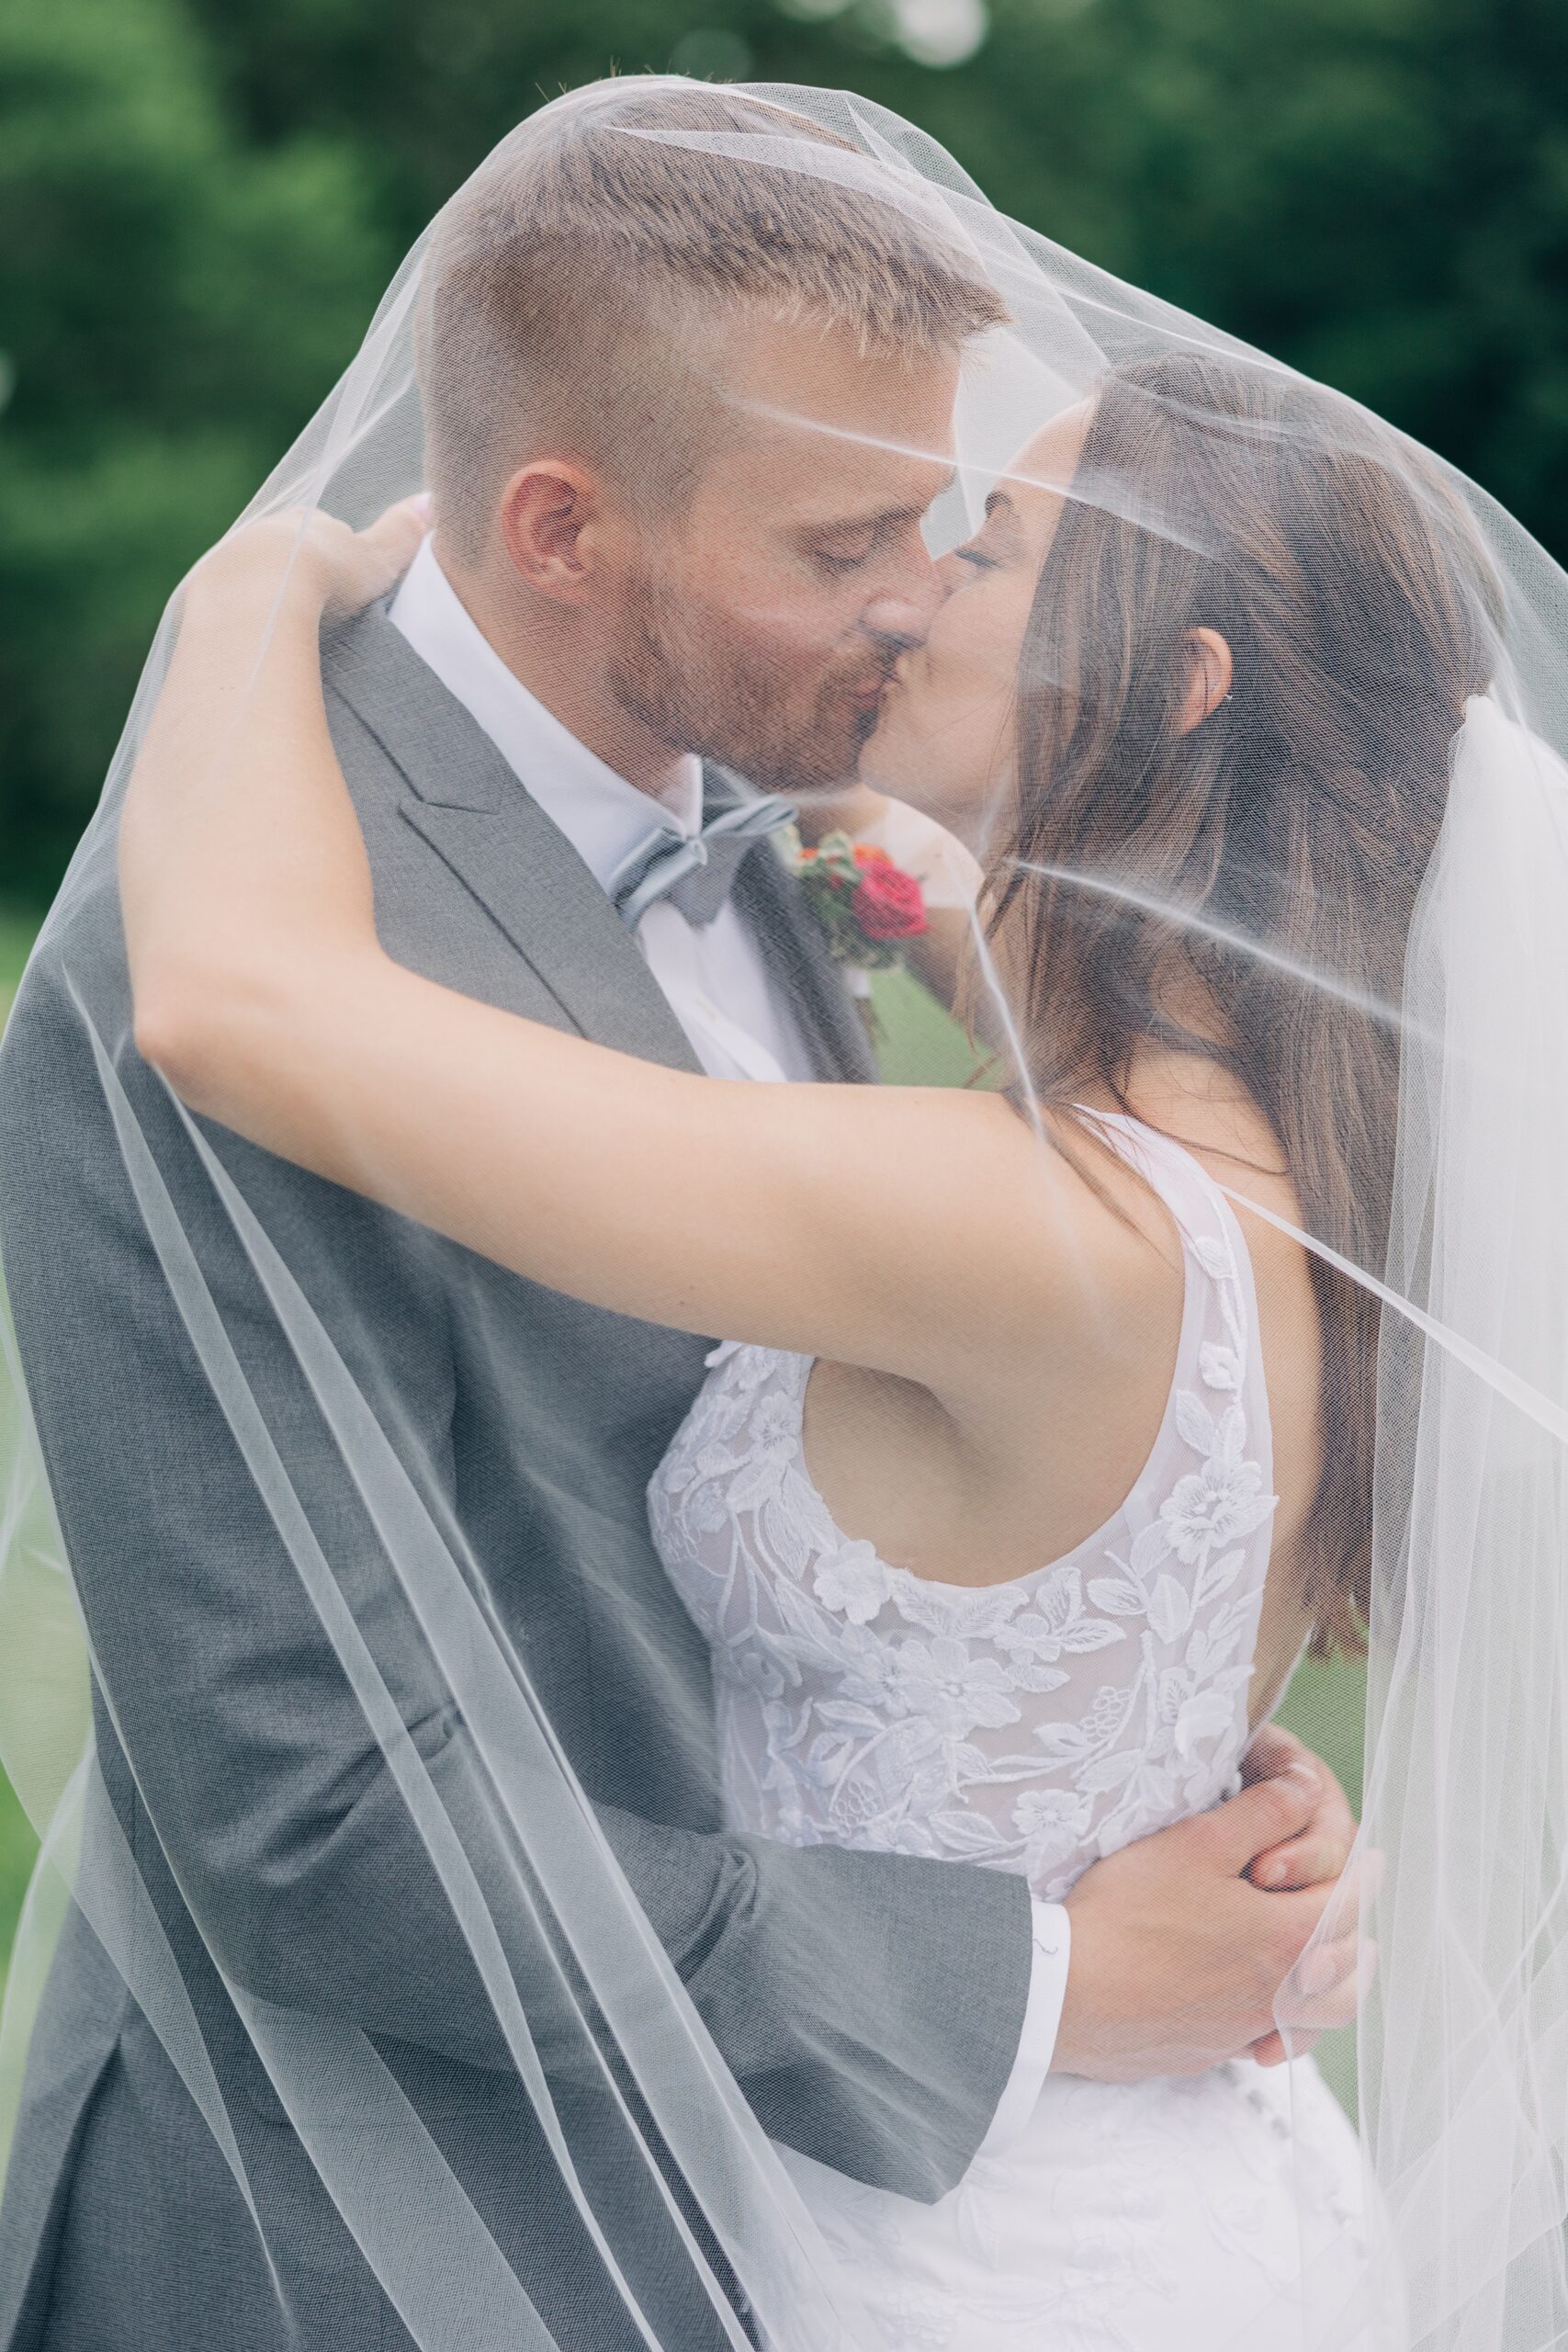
[696,671,886,795]
[790,695,886,790]
[729,729,863,798]
[853,711,903,795]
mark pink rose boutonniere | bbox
[781,827,929,973]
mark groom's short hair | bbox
[417,82,1007,560]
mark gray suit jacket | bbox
[0,608,1032,2351]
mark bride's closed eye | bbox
[952,543,1001,574]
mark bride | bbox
[116,344,1486,2346]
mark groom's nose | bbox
[859,548,945,653]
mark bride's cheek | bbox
[960,630,1018,719]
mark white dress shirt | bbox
[389,537,1070,2154]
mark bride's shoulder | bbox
[880,1082,1187,1354]
[881,1077,1177,1236]
[1117,1048,1322,1487]
[1120,1051,1301,1226]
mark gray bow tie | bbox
[609,797,796,929]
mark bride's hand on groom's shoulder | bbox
[122,500,419,1080]
[185,496,429,622]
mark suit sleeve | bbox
[0,929,1032,2204]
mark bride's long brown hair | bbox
[987,353,1494,1655]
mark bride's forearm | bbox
[123,501,427,1055]
[143,912,1039,1397]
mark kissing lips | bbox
[849,665,897,716]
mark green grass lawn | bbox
[0,926,1367,2109]
[1,920,39,2018]
[0,1776,35,1958]
[0,911,33,1029]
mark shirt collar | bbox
[389,536,703,889]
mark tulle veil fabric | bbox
[1,74,1567,2352]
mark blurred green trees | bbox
[0,0,384,896]
[2,0,1565,901]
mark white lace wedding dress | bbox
[649,1114,1390,2350]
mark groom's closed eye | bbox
[811,530,880,577]
[802,470,960,577]
[807,512,915,574]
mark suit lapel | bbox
[328,607,702,1075]
[328,606,874,1086]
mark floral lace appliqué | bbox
[648,1125,1279,1903]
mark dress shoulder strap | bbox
[1079,1108,1274,1504]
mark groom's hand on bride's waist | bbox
[1236,1724,1355,1893]
[1052,1736,1371,2083]
[1235,1723,1369,2068]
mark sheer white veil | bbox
[1,74,1566,2351]
[1332,689,1568,2351]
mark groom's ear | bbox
[498,459,611,605]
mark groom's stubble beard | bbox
[606,561,889,795]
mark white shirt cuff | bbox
[974,1900,1071,2163]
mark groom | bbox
[0,82,1358,2352]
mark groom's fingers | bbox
[1288,1927,1361,2002]
[1203,1762,1325,1878]
[1249,2027,1317,2068]
[1282,1934,1377,2031]
[1239,1723,1311,1785]
[1242,1727,1356,1889]
[1255,1845,1383,1971]
[1251,1932,1377,2066]
[1248,1813,1354,1890]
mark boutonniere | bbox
[778,825,930,974]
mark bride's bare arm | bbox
[122,516,1122,1390]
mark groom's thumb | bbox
[1205,1763,1321,1879]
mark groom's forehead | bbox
[796,466,959,529]
[702,418,957,537]
[700,419,955,536]
[714,310,960,435]
[705,324,959,499]
[652,306,961,537]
